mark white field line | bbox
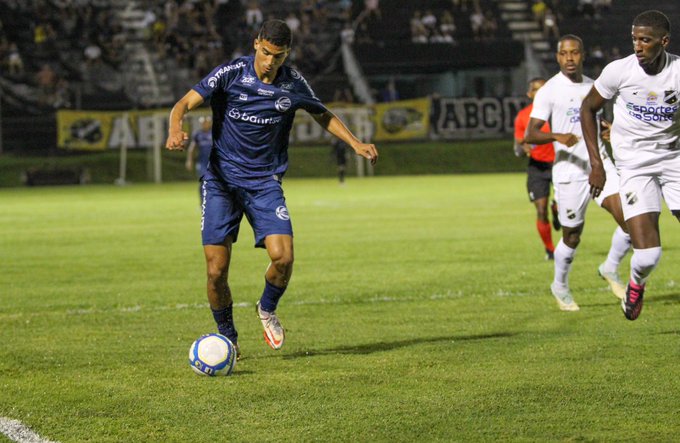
[5,278,669,320]
[0,291,466,320]
[0,417,58,443]
[62,291,467,316]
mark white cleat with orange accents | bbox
[256,302,285,350]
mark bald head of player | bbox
[632,10,671,75]
[253,20,292,83]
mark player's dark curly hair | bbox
[633,10,671,35]
[258,20,293,47]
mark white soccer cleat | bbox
[597,263,626,300]
[256,302,285,350]
[550,282,580,311]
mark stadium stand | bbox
[1,0,679,153]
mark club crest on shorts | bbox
[276,205,290,220]
[664,89,679,105]
[566,209,576,220]
[625,191,638,206]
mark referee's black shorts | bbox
[526,158,553,202]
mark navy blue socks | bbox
[259,279,286,312]
[211,304,238,343]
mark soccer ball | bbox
[188,333,237,376]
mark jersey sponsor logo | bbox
[275,96,292,112]
[625,101,678,122]
[664,90,679,105]
[646,91,659,106]
[566,107,581,123]
[207,62,246,88]
[239,93,248,101]
[275,205,290,220]
[228,108,282,125]
[257,88,274,97]
[241,75,256,85]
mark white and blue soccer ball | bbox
[188,333,237,376]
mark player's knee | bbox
[206,256,229,284]
[563,231,581,248]
[271,250,294,274]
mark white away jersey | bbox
[530,72,611,183]
[594,53,680,168]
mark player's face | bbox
[632,25,669,71]
[254,38,290,79]
[526,80,546,100]
[556,39,583,78]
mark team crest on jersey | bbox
[275,205,290,220]
[664,90,679,104]
[275,96,292,112]
[241,75,256,85]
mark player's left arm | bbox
[580,86,608,197]
[311,110,378,165]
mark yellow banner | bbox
[373,98,431,141]
[57,99,431,149]
[57,109,211,150]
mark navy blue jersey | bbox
[192,129,213,175]
[193,55,327,188]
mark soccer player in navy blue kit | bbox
[166,20,378,357]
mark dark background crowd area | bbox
[0,0,678,153]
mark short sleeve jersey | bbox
[192,129,213,172]
[594,53,680,168]
[514,103,555,163]
[192,55,327,188]
[531,72,610,183]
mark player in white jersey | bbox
[581,10,680,321]
[524,35,631,311]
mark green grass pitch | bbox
[1,174,679,442]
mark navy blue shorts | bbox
[201,178,293,248]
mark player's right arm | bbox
[523,81,578,147]
[580,86,608,197]
[524,117,579,147]
[166,90,205,151]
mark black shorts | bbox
[526,159,552,202]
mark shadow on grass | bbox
[651,292,680,304]
[586,292,680,308]
[280,332,515,360]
